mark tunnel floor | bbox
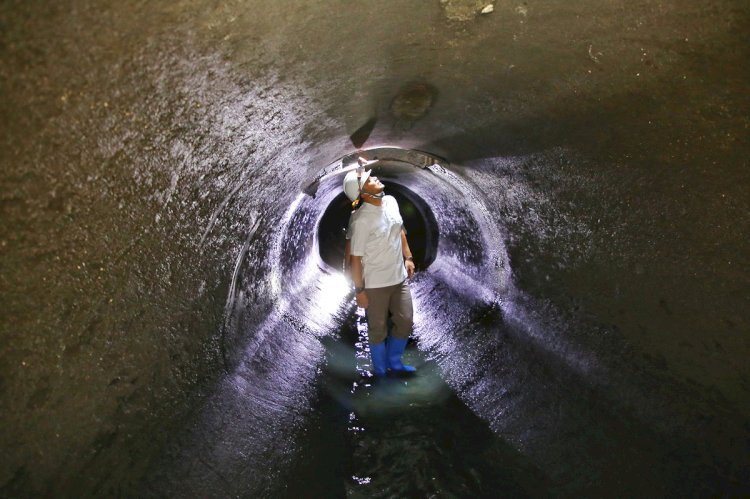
[264,292,740,498]
[280,302,549,498]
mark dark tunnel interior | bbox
[317,178,439,272]
[1,1,749,497]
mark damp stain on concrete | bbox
[390,82,438,127]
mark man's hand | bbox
[351,256,366,307]
[356,291,369,309]
[405,259,415,278]
[401,232,415,279]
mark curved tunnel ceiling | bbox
[1,1,748,497]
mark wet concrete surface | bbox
[1,0,749,496]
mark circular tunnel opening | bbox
[317,180,439,272]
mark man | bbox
[343,163,417,376]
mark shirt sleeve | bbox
[345,214,353,240]
[388,196,405,231]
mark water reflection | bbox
[324,303,452,416]
[283,311,550,498]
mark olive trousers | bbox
[365,280,413,345]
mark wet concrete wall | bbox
[1,0,748,496]
[1,3,320,494]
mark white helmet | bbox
[343,168,371,202]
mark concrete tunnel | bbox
[1,1,748,496]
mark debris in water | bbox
[481,4,494,14]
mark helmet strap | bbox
[362,191,384,201]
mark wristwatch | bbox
[404,256,413,261]
[355,287,365,294]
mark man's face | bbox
[362,174,385,195]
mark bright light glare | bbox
[313,272,351,317]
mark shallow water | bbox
[283,310,549,498]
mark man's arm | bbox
[350,255,368,308]
[343,239,352,275]
[401,229,415,278]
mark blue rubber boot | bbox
[370,341,388,377]
[386,337,417,373]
